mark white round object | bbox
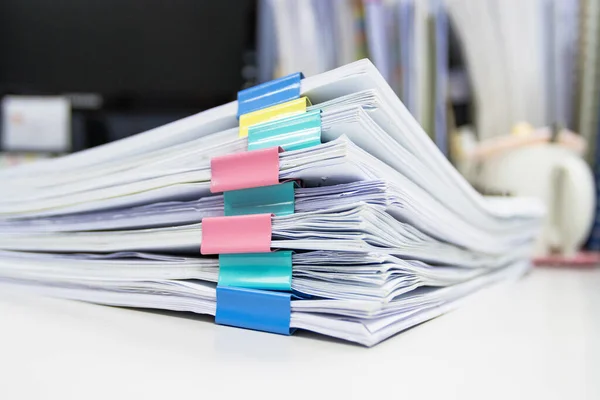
[477,144,595,256]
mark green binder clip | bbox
[223,181,296,216]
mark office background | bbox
[1,0,598,256]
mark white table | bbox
[0,267,598,400]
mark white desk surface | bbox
[0,267,598,400]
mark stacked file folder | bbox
[0,60,543,346]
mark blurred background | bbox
[1,0,599,260]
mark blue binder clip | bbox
[216,286,294,335]
[237,72,304,118]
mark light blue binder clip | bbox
[247,109,321,151]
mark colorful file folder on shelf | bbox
[0,59,544,346]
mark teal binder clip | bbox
[223,181,295,216]
[218,251,293,291]
[247,109,321,151]
[215,286,294,335]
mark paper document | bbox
[0,59,543,346]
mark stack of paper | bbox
[0,59,543,346]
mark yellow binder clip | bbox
[239,97,312,138]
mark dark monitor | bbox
[0,0,256,109]
[0,0,256,151]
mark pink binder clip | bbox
[210,147,281,193]
[201,213,272,254]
